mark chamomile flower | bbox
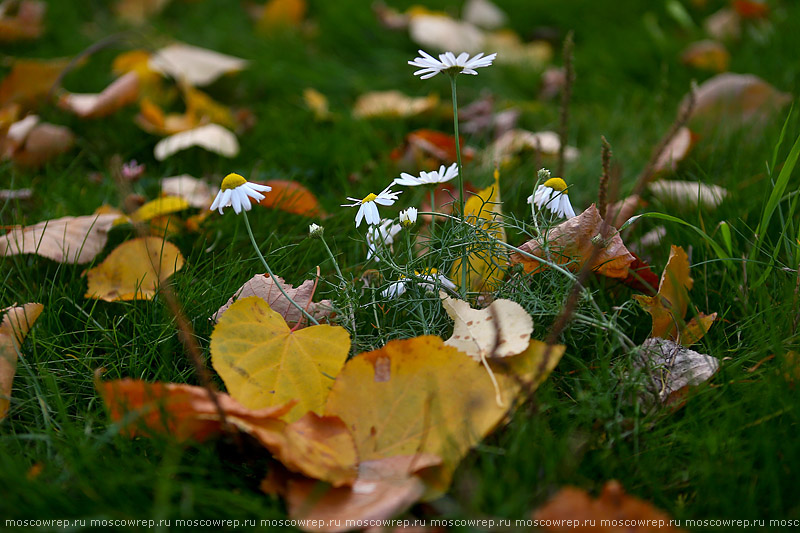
[399,207,418,227]
[366,219,402,262]
[210,173,272,215]
[409,50,497,80]
[342,185,402,228]
[394,163,458,187]
[527,177,576,219]
[308,223,323,237]
[381,268,457,298]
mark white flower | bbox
[381,268,457,298]
[399,207,418,227]
[308,223,323,237]
[210,173,272,215]
[366,219,402,262]
[394,163,458,187]
[342,185,401,227]
[527,177,576,219]
[409,50,497,80]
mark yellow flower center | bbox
[543,177,568,193]
[221,173,247,191]
[361,193,378,203]
[414,268,438,276]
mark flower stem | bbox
[449,74,469,298]
[429,187,437,234]
[319,234,345,283]
[241,210,319,326]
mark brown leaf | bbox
[258,179,325,218]
[58,71,140,118]
[510,205,635,280]
[488,129,579,166]
[604,195,646,229]
[0,213,119,264]
[0,303,44,420]
[10,122,74,166]
[533,480,685,532]
[704,8,741,42]
[681,40,730,72]
[212,274,332,328]
[0,58,69,110]
[652,127,695,174]
[648,180,728,210]
[353,91,438,119]
[0,0,46,42]
[390,129,475,171]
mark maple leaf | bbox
[0,303,44,420]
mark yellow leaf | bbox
[1,303,43,420]
[0,58,69,110]
[325,336,563,498]
[210,296,350,422]
[450,170,507,293]
[303,88,330,121]
[353,90,438,119]
[130,196,191,223]
[258,0,307,30]
[84,237,185,301]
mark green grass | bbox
[2,0,800,530]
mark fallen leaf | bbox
[154,123,239,160]
[681,40,730,72]
[733,0,769,19]
[533,480,685,532]
[148,43,248,87]
[212,274,332,327]
[137,86,236,136]
[408,14,485,54]
[442,294,532,361]
[652,127,695,174]
[0,303,44,420]
[130,196,191,223]
[3,119,74,167]
[634,337,720,405]
[114,0,170,23]
[84,237,185,301]
[258,0,307,29]
[325,335,564,498]
[0,58,69,110]
[489,129,579,166]
[0,188,33,201]
[510,204,635,280]
[161,174,215,208]
[618,252,659,295]
[353,91,438,119]
[210,296,349,422]
[258,180,325,218]
[0,214,119,264]
[391,129,475,171]
[704,8,741,42]
[303,88,331,121]
[604,195,646,229]
[450,170,507,293]
[463,0,507,30]
[58,71,140,118]
[484,31,552,68]
[0,0,46,42]
[648,180,728,210]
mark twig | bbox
[557,31,575,178]
[599,136,612,218]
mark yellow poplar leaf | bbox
[130,196,191,223]
[84,237,185,301]
[325,336,563,498]
[210,296,350,422]
[258,0,307,30]
[450,170,507,293]
[1,303,43,420]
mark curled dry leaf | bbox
[258,179,325,218]
[510,204,635,280]
[286,454,443,533]
[463,0,507,30]
[648,180,728,210]
[652,127,695,174]
[533,480,685,532]
[634,337,720,406]
[84,237,185,301]
[58,71,140,118]
[442,293,532,361]
[488,129,578,166]
[154,123,239,160]
[408,14,485,54]
[0,58,69,110]
[148,43,248,87]
[0,213,119,264]
[681,40,730,72]
[212,274,332,327]
[0,0,46,42]
[211,297,349,422]
[161,174,215,208]
[0,303,44,420]
[353,91,438,119]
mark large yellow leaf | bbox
[84,237,185,301]
[130,196,191,223]
[450,170,507,293]
[0,303,43,420]
[210,296,350,422]
[325,336,563,498]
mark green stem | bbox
[242,210,319,326]
[319,234,345,283]
[429,187,437,234]
[449,74,468,298]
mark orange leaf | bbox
[1,303,44,420]
[0,0,46,42]
[0,58,69,110]
[681,40,730,72]
[391,129,475,171]
[258,0,307,30]
[258,180,324,218]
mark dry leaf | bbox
[258,180,325,218]
[58,71,140,118]
[463,0,507,30]
[0,213,119,264]
[442,294,532,361]
[353,91,438,119]
[6,122,74,167]
[148,43,248,87]
[0,188,33,201]
[733,0,769,19]
[0,58,69,110]
[681,40,730,72]
[391,129,475,171]
[488,129,578,165]
[704,8,741,42]
[137,86,236,136]
[212,274,332,327]
[484,31,552,68]
[533,480,685,532]
[0,0,46,42]
[325,336,564,498]
[652,127,695,174]
[510,205,635,280]
[258,0,307,29]
[303,88,331,121]
[605,195,646,229]
[161,174,215,208]
[408,14,485,54]
[130,196,191,223]
[0,303,43,420]
[84,237,185,301]
[154,123,239,160]
[114,0,170,22]
[210,296,349,422]
[634,337,720,405]
[648,180,728,210]
[286,454,442,532]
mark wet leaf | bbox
[84,237,185,301]
[258,180,325,218]
[153,123,239,160]
[161,174,215,208]
[353,91,438,119]
[210,296,349,422]
[0,303,43,420]
[148,43,248,87]
[58,71,140,118]
[0,0,46,42]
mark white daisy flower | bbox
[527,177,576,219]
[399,207,418,227]
[308,223,323,237]
[342,185,402,228]
[210,173,272,215]
[366,219,402,262]
[409,50,497,80]
[394,163,458,187]
[381,268,457,298]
